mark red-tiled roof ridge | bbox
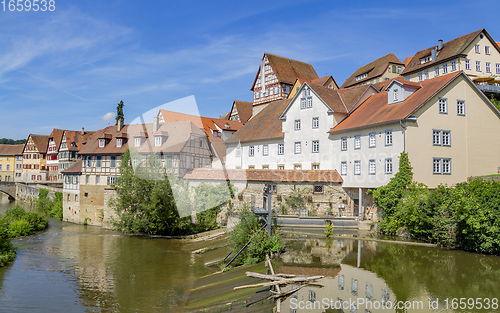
[61,160,83,174]
[251,53,319,90]
[341,53,403,88]
[183,168,343,183]
[401,29,492,75]
[0,144,24,155]
[330,71,463,134]
[226,99,291,144]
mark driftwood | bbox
[267,283,310,300]
[245,272,324,282]
[266,255,281,313]
[234,280,288,290]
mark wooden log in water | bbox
[245,272,323,282]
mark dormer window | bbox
[155,136,162,147]
[116,138,122,147]
[356,73,368,81]
[99,139,105,148]
[135,138,141,147]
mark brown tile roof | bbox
[48,128,65,151]
[251,53,319,90]
[225,99,291,144]
[158,109,242,136]
[64,130,96,152]
[401,29,491,75]
[337,85,378,112]
[78,125,130,155]
[330,71,462,133]
[308,84,348,113]
[61,160,83,174]
[0,144,24,156]
[230,100,253,124]
[403,56,412,67]
[372,80,392,92]
[211,118,243,131]
[311,75,338,88]
[183,168,343,183]
[341,53,403,88]
[29,134,50,153]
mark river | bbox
[1,194,500,312]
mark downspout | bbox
[400,120,406,153]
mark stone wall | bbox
[63,189,80,224]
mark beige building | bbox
[0,144,24,182]
[21,134,49,183]
[61,160,82,224]
[341,53,405,88]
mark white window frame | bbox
[434,66,439,76]
[369,132,376,148]
[485,46,491,55]
[235,146,241,157]
[465,59,471,70]
[486,62,491,73]
[442,63,448,74]
[424,70,429,80]
[341,161,347,175]
[294,142,301,154]
[385,130,393,146]
[418,72,423,82]
[294,119,301,131]
[393,88,399,101]
[476,60,481,72]
[497,63,500,74]
[110,156,116,168]
[99,139,105,148]
[135,137,141,147]
[263,144,269,156]
[249,145,254,157]
[312,140,319,153]
[116,138,122,147]
[385,158,393,174]
[457,100,465,116]
[442,130,451,146]
[354,160,361,175]
[354,135,361,149]
[442,158,451,175]
[155,136,162,147]
[439,98,448,114]
[369,159,376,175]
[341,137,347,151]
[432,130,441,146]
[450,60,457,71]
[475,44,480,54]
[278,143,284,155]
[312,117,319,129]
[433,158,442,174]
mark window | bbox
[486,46,491,55]
[263,144,269,156]
[354,160,361,175]
[186,155,192,168]
[0,165,2,170]
[75,195,78,202]
[135,137,141,147]
[96,156,102,168]
[418,72,423,81]
[6,165,10,170]
[442,130,451,146]
[442,63,448,74]
[434,66,439,76]
[273,86,279,94]
[294,119,301,130]
[165,155,173,168]
[497,63,500,74]
[475,44,480,53]
[341,137,347,151]
[278,143,284,155]
[341,161,347,175]
[338,275,345,290]
[439,98,448,114]
[86,175,89,184]
[476,61,481,72]
[486,62,491,73]
[465,59,471,70]
[354,135,361,149]
[132,157,138,167]
[385,158,393,174]
[312,140,319,153]
[190,138,196,147]
[199,139,204,148]
[351,279,358,296]
[155,136,162,146]
[433,129,451,146]
[235,146,241,157]
[96,175,100,185]
[385,130,393,146]
[278,164,284,170]
[294,164,302,170]
[67,194,70,201]
[313,185,323,193]
[366,283,374,300]
[457,100,465,115]
[85,156,92,168]
[442,158,451,174]
[450,60,456,71]
[369,132,376,148]
[369,159,376,174]
[433,130,441,145]
[255,91,260,99]
[309,290,316,302]
[110,156,116,168]
[312,117,319,129]
[424,70,429,80]
[312,164,320,170]
[433,158,441,174]
[300,98,306,109]
[249,145,254,157]
[294,142,301,154]
[99,139,105,148]
[306,96,312,108]
[393,88,399,101]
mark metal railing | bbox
[477,84,500,94]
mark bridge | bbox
[0,182,16,200]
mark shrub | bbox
[0,217,16,267]
[8,220,31,238]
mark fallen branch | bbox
[246,272,323,282]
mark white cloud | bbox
[101,112,115,121]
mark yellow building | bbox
[341,53,405,88]
[21,134,49,183]
[0,144,24,182]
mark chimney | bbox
[81,127,85,135]
[438,39,443,51]
[431,47,437,62]
[153,116,159,132]
[117,118,124,131]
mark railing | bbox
[477,84,500,94]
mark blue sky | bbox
[1,0,499,139]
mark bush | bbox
[228,204,283,266]
[0,217,15,267]
[35,189,63,220]
[8,220,31,238]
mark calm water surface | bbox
[1,195,500,312]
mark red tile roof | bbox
[28,134,50,153]
[63,130,96,152]
[330,72,462,133]
[251,53,319,90]
[78,125,130,155]
[403,56,412,67]
[0,144,24,156]
[61,160,83,174]
[341,53,403,88]
[225,99,291,144]
[401,29,494,75]
[48,128,65,152]
[183,168,343,183]
[229,100,253,124]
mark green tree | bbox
[115,100,124,125]
[0,217,15,267]
[284,187,309,214]
[490,96,500,111]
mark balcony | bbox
[476,83,500,95]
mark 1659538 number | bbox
[1,0,55,11]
